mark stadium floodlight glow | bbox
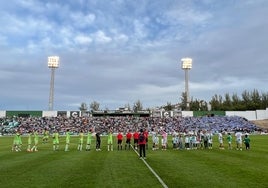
[48,56,60,111]
[181,57,192,110]
[181,58,192,69]
[48,56,59,68]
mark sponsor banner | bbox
[57,111,67,117]
[152,110,161,117]
[70,111,80,117]
[162,111,172,118]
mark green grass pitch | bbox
[0,135,267,188]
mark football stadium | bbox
[1,109,268,188]
[1,1,268,188]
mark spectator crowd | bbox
[0,115,262,136]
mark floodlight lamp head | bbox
[48,56,60,68]
[181,58,192,69]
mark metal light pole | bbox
[181,58,192,110]
[48,56,59,111]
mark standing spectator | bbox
[138,129,146,159]
[133,130,139,150]
[125,130,132,150]
[117,131,123,150]
[243,134,250,150]
[235,131,243,151]
[95,132,101,151]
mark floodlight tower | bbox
[48,56,60,111]
[181,58,192,110]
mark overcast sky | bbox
[0,0,267,111]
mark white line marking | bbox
[132,145,168,188]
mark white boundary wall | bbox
[180,108,268,120]
[181,111,193,117]
[42,111,57,117]
[226,111,256,120]
[225,108,268,120]
[1,108,268,120]
[0,111,6,118]
[256,109,268,120]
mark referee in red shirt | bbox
[133,130,139,150]
[117,131,123,150]
[138,129,146,159]
[125,130,132,150]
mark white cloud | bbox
[0,35,7,46]
[0,0,268,110]
[17,0,44,13]
[155,2,212,27]
[74,34,93,45]
[93,30,112,44]
[166,9,211,25]
[70,12,96,28]
[133,19,148,39]
[114,34,129,43]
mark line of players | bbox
[11,128,150,152]
[218,131,251,150]
[151,129,251,151]
[11,128,250,152]
[166,130,251,151]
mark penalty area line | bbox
[131,145,168,188]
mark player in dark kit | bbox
[96,132,101,151]
[138,129,146,159]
